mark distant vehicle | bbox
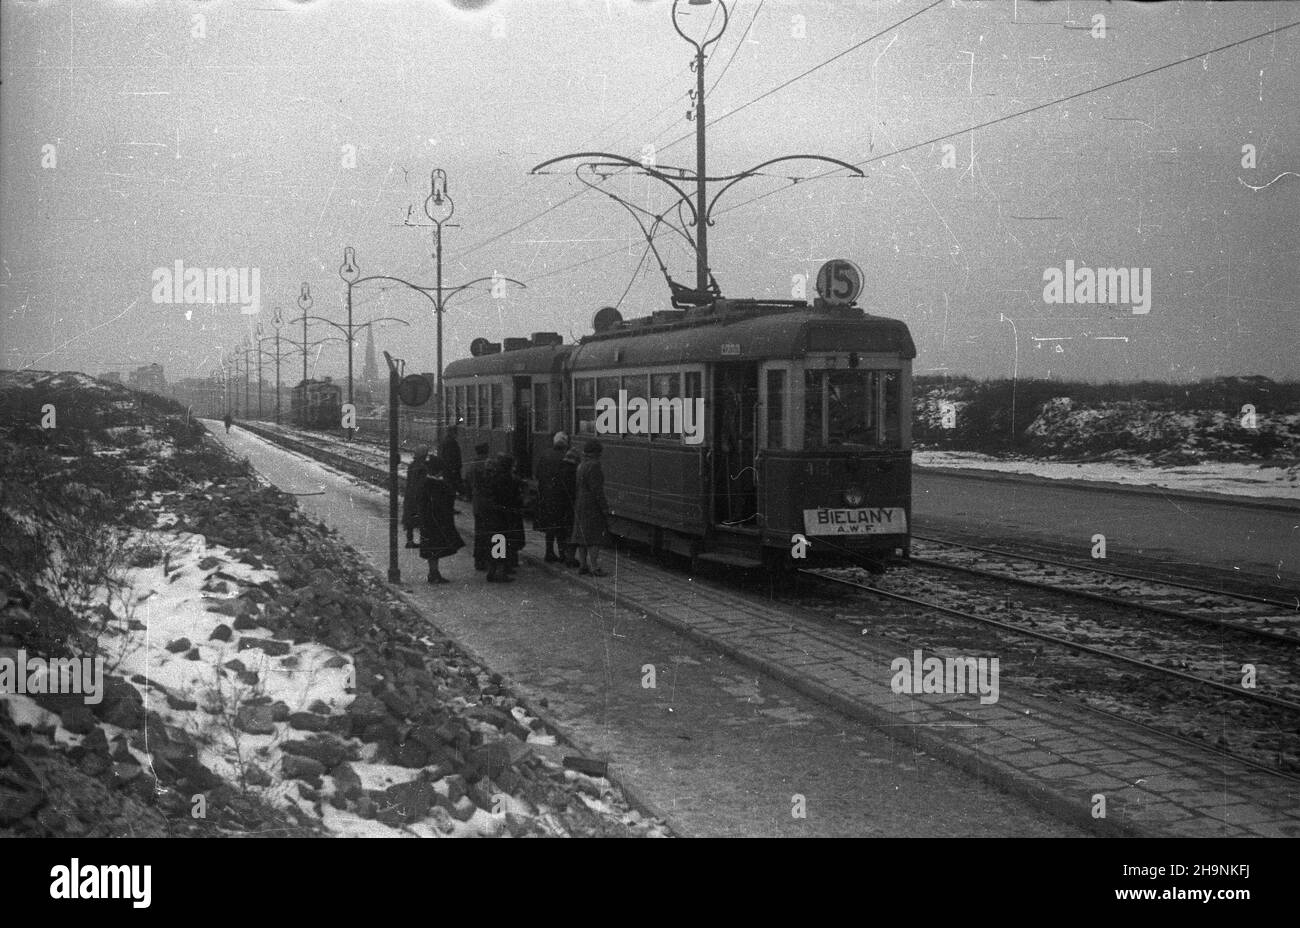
[291,378,342,429]
[442,297,916,572]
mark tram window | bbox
[882,371,900,445]
[478,384,490,429]
[596,377,619,438]
[650,372,681,441]
[533,383,550,433]
[804,372,823,448]
[622,374,648,439]
[803,369,901,449]
[455,385,465,427]
[491,383,503,429]
[574,377,596,436]
[467,383,479,427]
[766,369,785,448]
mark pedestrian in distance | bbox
[534,431,572,562]
[570,439,611,577]
[468,442,494,572]
[418,455,464,584]
[559,446,581,567]
[439,425,464,500]
[223,411,233,433]
[403,444,430,548]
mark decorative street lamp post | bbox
[530,0,861,307]
[271,309,283,424]
[338,247,361,429]
[673,0,729,294]
[299,283,313,409]
[425,170,454,441]
[255,321,265,420]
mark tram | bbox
[442,261,915,570]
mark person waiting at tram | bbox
[468,442,494,571]
[534,431,572,563]
[417,456,464,584]
[403,444,430,548]
[569,440,611,577]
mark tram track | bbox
[912,534,1300,644]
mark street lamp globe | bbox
[339,246,360,284]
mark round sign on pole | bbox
[815,259,864,307]
[398,374,432,407]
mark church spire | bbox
[362,325,379,399]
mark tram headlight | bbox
[844,486,864,507]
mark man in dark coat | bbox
[491,453,526,579]
[402,444,430,548]
[533,431,571,562]
[467,442,493,571]
[223,411,233,433]
[570,440,611,576]
[439,426,464,499]
[418,456,464,584]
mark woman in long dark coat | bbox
[403,444,430,547]
[418,456,464,584]
[570,440,611,577]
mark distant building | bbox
[128,363,166,391]
[100,371,122,383]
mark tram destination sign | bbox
[815,258,864,307]
[803,507,908,535]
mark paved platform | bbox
[207,422,1083,837]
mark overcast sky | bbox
[2,0,1296,384]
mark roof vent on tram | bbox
[592,306,623,334]
[530,332,563,348]
[503,337,531,352]
[470,338,502,357]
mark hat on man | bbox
[553,431,569,449]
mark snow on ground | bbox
[99,529,354,809]
[914,450,1300,501]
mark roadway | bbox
[913,469,1300,590]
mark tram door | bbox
[712,363,759,526]
[512,376,533,477]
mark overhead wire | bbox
[658,0,944,155]
[711,17,1300,220]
